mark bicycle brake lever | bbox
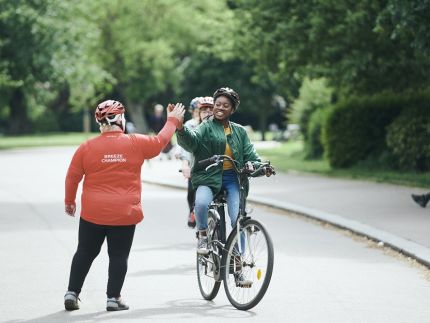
[205,162,219,171]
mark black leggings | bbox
[187,178,196,212]
[68,218,136,298]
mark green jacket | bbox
[176,117,260,194]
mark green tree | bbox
[0,0,57,133]
[91,0,234,133]
[180,53,278,139]
[232,0,430,95]
[289,77,333,140]
[379,0,430,56]
[39,1,114,133]
[0,0,111,134]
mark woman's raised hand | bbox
[167,103,185,128]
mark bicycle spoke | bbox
[197,213,221,300]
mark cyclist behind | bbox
[176,87,262,286]
[177,96,214,228]
[64,100,184,311]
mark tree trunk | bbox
[49,83,72,132]
[8,88,31,134]
[259,107,268,141]
[83,108,91,133]
[127,102,149,133]
[49,84,70,115]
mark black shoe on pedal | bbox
[197,237,209,255]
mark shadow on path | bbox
[128,264,195,277]
[15,298,256,322]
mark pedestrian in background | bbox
[64,100,184,311]
[149,104,174,159]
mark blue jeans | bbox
[194,170,240,231]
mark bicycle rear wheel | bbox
[197,211,221,300]
[222,219,274,310]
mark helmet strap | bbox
[120,114,126,131]
[96,113,125,131]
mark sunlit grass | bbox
[0,132,98,149]
[258,140,430,188]
[1,133,429,188]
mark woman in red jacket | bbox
[64,100,184,312]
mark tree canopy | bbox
[232,0,430,96]
[0,0,429,135]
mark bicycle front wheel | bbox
[222,219,274,310]
[197,211,221,300]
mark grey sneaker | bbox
[106,297,129,311]
[64,291,80,311]
[197,236,209,255]
[234,272,253,288]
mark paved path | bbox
[142,156,430,267]
[2,146,430,322]
[0,147,430,323]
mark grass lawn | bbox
[1,133,429,188]
[0,132,98,150]
[258,140,430,188]
[0,130,273,150]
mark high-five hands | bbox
[167,103,185,128]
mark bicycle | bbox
[195,154,275,310]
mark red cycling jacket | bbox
[65,117,180,225]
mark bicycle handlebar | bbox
[197,156,218,168]
[198,155,276,178]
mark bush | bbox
[386,105,430,171]
[33,113,60,133]
[305,107,332,159]
[322,91,430,168]
[58,110,85,132]
[289,78,333,140]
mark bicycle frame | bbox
[203,156,270,272]
[208,198,227,244]
[196,154,275,309]
[202,155,266,254]
[206,178,247,250]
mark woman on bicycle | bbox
[177,96,214,228]
[176,87,261,285]
[64,100,184,311]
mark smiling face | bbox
[213,95,234,123]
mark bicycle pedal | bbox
[198,253,210,259]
